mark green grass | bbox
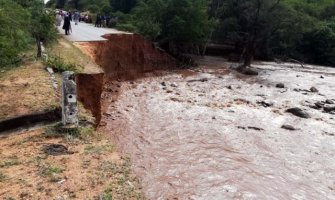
[0,158,20,168]
[44,165,64,175]
[39,164,65,182]
[101,192,113,200]
[84,144,114,155]
[100,159,146,199]
[45,54,79,73]
[44,123,94,140]
[0,171,8,182]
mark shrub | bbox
[46,55,78,73]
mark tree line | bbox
[1,0,334,69]
[0,0,57,68]
[49,0,334,68]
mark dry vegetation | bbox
[47,38,102,74]
[0,127,145,200]
[0,60,59,121]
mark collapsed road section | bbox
[75,33,177,125]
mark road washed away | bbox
[100,57,335,200]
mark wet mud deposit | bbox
[77,35,335,199]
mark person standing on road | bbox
[63,15,71,35]
[95,14,101,27]
[73,11,80,25]
[56,12,62,26]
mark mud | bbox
[98,56,335,199]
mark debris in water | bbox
[281,125,297,131]
[310,87,318,93]
[276,83,285,88]
[286,107,311,118]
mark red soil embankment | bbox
[75,33,177,125]
[76,73,104,124]
[76,33,177,80]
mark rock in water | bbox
[276,83,285,88]
[310,87,318,93]
[324,106,335,113]
[171,83,178,87]
[281,125,297,131]
[243,68,259,76]
[257,100,274,107]
[286,107,311,118]
[325,99,334,104]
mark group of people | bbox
[56,10,81,35]
[55,10,119,35]
[95,15,118,28]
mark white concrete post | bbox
[62,71,78,127]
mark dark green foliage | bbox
[129,0,214,55]
[0,0,31,68]
[299,22,335,66]
[56,0,66,8]
[211,0,335,67]
[109,0,138,13]
[28,0,58,57]
[0,0,57,68]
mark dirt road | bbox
[101,57,335,199]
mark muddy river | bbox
[100,57,335,199]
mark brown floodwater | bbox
[101,57,335,199]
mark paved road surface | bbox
[57,21,131,42]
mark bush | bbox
[46,55,78,73]
[0,0,32,69]
[116,23,136,32]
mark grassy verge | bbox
[0,60,59,120]
[47,38,102,74]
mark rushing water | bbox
[102,59,335,199]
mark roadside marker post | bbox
[62,71,78,127]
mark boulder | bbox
[276,83,285,88]
[286,107,311,118]
[310,87,318,93]
[281,125,297,131]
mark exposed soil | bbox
[75,33,177,80]
[96,56,335,199]
[76,73,104,125]
[75,33,178,127]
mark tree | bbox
[131,0,213,55]
[0,0,31,67]
[16,0,58,57]
[110,0,138,13]
[56,0,66,8]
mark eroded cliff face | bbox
[76,73,104,124]
[76,33,176,80]
[75,33,177,124]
